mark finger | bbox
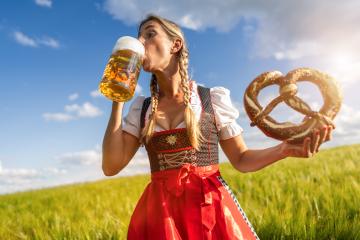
[311,129,320,153]
[316,126,326,150]
[319,126,327,145]
[305,137,312,157]
[314,129,321,153]
[326,125,333,141]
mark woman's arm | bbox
[220,125,333,173]
[102,101,140,176]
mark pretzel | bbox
[243,67,343,144]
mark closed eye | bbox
[146,31,156,39]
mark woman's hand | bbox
[279,124,334,158]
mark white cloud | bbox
[55,149,102,166]
[42,167,68,175]
[38,36,60,48]
[53,144,150,178]
[102,0,360,88]
[68,93,79,101]
[13,31,37,47]
[179,14,202,30]
[0,167,66,179]
[273,41,321,61]
[241,1,360,88]
[102,0,247,32]
[0,160,68,194]
[332,103,360,140]
[42,112,75,122]
[65,102,102,117]
[43,102,102,122]
[90,89,103,98]
[54,145,149,171]
[0,144,149,194]
[13,31,60,49]
[35,0,52,8]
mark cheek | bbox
[144,39,172,70]
[147,46,168,66]
[158,43,172,59]
[149,44,167,60]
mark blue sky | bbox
[1,0,359,194]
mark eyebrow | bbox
[139,24,155,36]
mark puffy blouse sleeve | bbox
[121,96,146,139]
[210,86,244,140]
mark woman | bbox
[102,14,334,240]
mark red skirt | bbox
[127,163,259,240]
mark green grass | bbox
[1,144,359,239]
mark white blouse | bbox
[122,81,244,141]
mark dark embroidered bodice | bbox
[140,85,219,173]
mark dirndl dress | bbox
[126,85,260,240]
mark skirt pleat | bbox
[127,163,260,240]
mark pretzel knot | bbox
[243,67,343,144]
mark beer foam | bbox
[112,36,145,55]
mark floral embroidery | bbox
[166,135,177,145]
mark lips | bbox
[142,55,150,71]
[140,54,146,64]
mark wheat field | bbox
[0,144,359,239]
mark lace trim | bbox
[158,148,197,171]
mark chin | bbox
[143,65,157,74]
[143,67,153,73]
[142,62,151,72]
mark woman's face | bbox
[138,20,177,73]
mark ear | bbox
[170,38,183,54]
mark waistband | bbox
[151,163,220,181]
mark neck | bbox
[154,68,185,99]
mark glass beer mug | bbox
[99,36,145,102]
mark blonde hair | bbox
[138,14,205,150]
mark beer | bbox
[99,36,144,102]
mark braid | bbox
[150,75,159,114]
[140,74,159,144]
[179,50,205,150]
[179,50,191,105]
